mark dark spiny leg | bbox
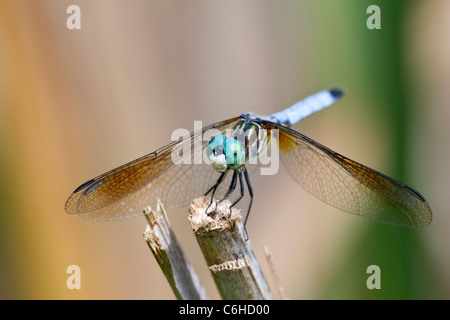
[205,170,227,197]
[205,169,228,215]
[242,167,253,241]
[216,170,238,208]
[228,169,244,219]
[229,169,245,218]
[215,170,239,219]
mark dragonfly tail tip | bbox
[329,88,344,99]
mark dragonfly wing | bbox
[263,121,432,226]
[65,117,242,220]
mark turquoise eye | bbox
[206,135,228,172]
[206,135,245,172]
[224,138,245,170]
[206,135,226,157]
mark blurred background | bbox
[0,0,448,299]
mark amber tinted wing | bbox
[65,117,243,220]
[263,121,432,226]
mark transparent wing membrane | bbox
[266,121,432,226]
[65,117,242,220]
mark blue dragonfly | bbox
[65,89,432,229]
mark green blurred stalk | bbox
[310,0,440,299]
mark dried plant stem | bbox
[143,199,208,300]
[264,245,288,300]
[188,196,274,300]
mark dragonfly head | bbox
[206,135,245,172]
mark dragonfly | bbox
[65,89,432,230]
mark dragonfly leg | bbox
[229,169,245,218]
[215,170,238,211]
[205,169,229,215]
[205,169,227,197]
[242,167,253,241]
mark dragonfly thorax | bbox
[206,116,269,173]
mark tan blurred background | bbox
[0,0,448,299]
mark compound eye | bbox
[212,148,223,156]
[224,138,245,170]
[206,135,228,173]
